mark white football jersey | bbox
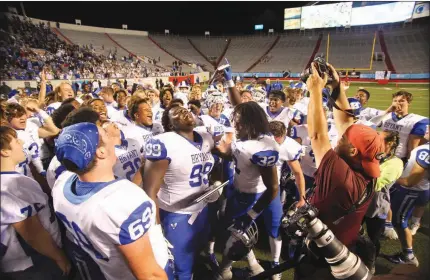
[145,131,215,214]
[401,143,429,191]
[1,172,61,272]
[106,103,119,120]
[153,107,165,123]
[110,109,133,130]
[46,156,65,189]
[113,136,144,181]
[276,136,304,185]
[52,171,170,280]
[355,119,377,129]
[200,114,234,137]
[232,134,280,194]
[293,97,309,116]
[291,122,339,178]
[359,107,383,121]
[46,101,61,115]
[260,105,299,127]
[378,113,428,159]
[16,129,44,178]
[121,122,164,154]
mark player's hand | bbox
[296,198,306,208]
[232,213,254,233]
[386,102,401,114]
[55,253,71,276]
[306,62,328,94]
[326,63,340,89]
[41,69,47,82]
[224,65,233,82]
[25,100,41,113]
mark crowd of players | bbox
[0,59,429,280]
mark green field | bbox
[201,82,429,279]
[346,82,429,117]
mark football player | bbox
[386,124,429,267]
[354,88,383,121]
[215,102,280,280]
[142,104,224,280]
[1,126,70,279]
[52,121,172,280]
[262,90,302,129]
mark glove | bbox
[223,66,233,82]
[232,212,255,233]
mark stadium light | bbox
[122,24,128,30]
[75,19,81,25]
[205,31,210,36]
[268,29,274,34]
[165,29,169,35]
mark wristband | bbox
[226,80,235,88]
[36,110,50,121]
[247,209,260,220]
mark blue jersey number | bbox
[56,211,108,261]
[416,149,429,168]
[189,162,213,187]
[252,151,279,167]
[122,158,141,180]
[18,158,29,176]
[28,142,40,159]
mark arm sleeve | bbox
[144,137,170,163]
[415,149,429,169]
[410,119,429,136]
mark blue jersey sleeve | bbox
[251,150,279,167]
[145,138,169,162]
[410,118,429,136]
[119,201,154,245]
[415,149,429,169]
[290,127,298,139]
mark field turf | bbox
[199,81,429,279]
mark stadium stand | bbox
[59,29,129,58]
[252,34,319,73]
[187,37,231,67]
[382,26,429,73]
[221,36,278,72]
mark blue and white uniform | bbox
[378,113,428,159]
[1,171,61,273]
[359,107,383,122]
[200,114,234,137]
[113,134,144,181]
[121,122,164,153]
[15,129,45,179]
[110,109,133,130]
[225,135,280,231]
[46,102,61,115]
[52,171,173,280]
[391,144,429,229]
[145,131,215,280]
[261,104,302,127]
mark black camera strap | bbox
[325,86,356,118]
[332,179,375,225]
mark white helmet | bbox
[251,88,267,103]
[223,221,259,261]
[205,92,225,109]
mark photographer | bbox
[298,63,383,278]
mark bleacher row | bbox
[55,21,429,74]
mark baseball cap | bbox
[55,122,100,171]
[344,124,383,178]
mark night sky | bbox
[3,1,317,35]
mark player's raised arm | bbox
[327,63,354,136]
[306,63,331,167]
[223,64,242,106]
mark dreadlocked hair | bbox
[232,102,271,140]
[161,103,181,132]
[382,130,400,158]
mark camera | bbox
[300,55,333,84]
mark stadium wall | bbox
[4,13,148,36]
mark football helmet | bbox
[223,220,259,261]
